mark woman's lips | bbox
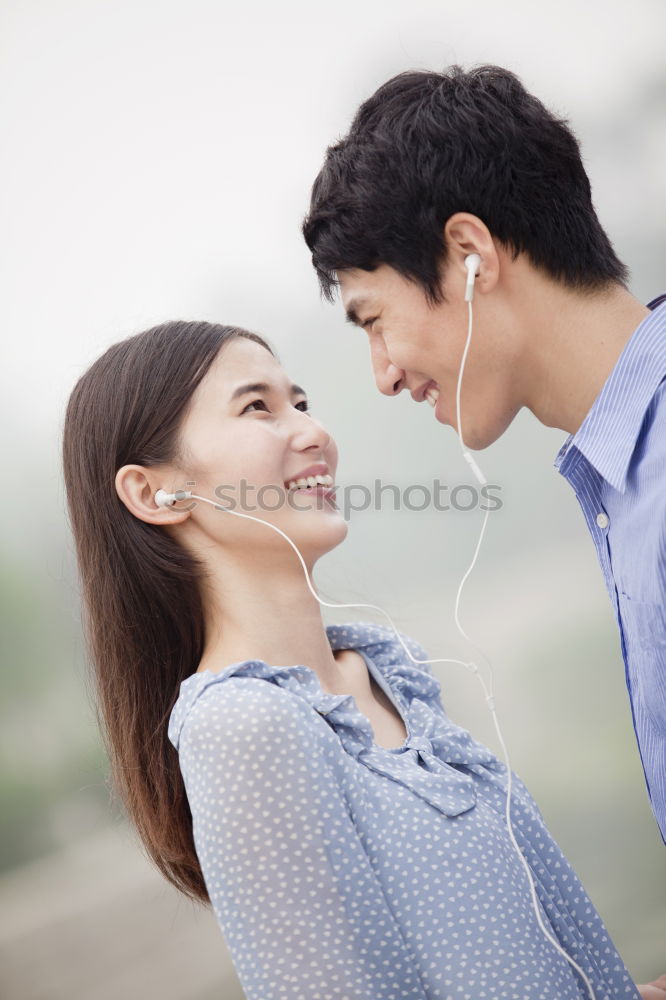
[289,484,338,507]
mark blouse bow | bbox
[317,682,497,818]
[169,623,501,820]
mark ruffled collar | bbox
[168,622,496,818]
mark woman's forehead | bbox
[200,337,294,400]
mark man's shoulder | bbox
[637,375,666,462]
[646,292,666,311]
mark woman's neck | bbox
[195,555,352,692]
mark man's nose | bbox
[370,338,406,396]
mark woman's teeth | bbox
[425,386,440,408]
[286,473,334,492]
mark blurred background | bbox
[1,0,665,996]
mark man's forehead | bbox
[339,268,373,296]
[339,273,379,322]
[339,265,394,303]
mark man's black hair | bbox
[302,64,629,304]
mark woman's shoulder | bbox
[168,663,320,755]
[167,622,438,756]
[325,621,432,674]
[326,621,444,713]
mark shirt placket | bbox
[566,456,619,617]
[565,457,655,817]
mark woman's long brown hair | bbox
[62,320,274,904]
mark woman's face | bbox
[169,336,347,564]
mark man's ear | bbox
[443,213,500,296]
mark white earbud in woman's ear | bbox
[464,254,481,303]
[155,489,193,508]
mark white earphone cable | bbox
[157,281,597,999]
[454,298,596,1000]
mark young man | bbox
[302,65,666,846]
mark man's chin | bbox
[437,402,519,451]
[431,392,450,428]
[442,418,505,452]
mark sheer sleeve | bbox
[177,675,427,1000]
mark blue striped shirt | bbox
[554,294,666,843]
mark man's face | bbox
[338,263,521,450]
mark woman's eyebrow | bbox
[229,381,306,402]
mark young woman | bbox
[62,319,643,1000]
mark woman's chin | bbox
[314,516,349,552]
[299,517,349,564]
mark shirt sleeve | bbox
[177,676,427,1000]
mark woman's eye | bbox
[240,398,310,415]
[241,398,268,413]
[362,316,379,332]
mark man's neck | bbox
[516,278,650,435]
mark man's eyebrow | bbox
[344,296,369,327]
[229,381,306,402]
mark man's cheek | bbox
[387,344,426,374]
[391,329,446,375]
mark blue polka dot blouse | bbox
[167,622,640,1000]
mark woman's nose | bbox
[291,410,332,451]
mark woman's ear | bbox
[115,465,191,525]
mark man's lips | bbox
[410,379,440,406]
[424,383,440,408]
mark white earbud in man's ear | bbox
[464,253,481,303]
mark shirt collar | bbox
[554,295,666,493]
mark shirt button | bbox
[596,512,609,529]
